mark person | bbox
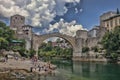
[34,55,38,66]
[31,56,34,65]
[30,67,33,72]
[5,54,8,62]
[46,61,51,69]
[38,65,41,71]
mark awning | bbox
[11,40,23,43]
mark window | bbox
[110,20,113,27]
[115,19,117,26]
[107,22,109,27]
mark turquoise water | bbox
[54,61,120,80]
[30,60,120,80]
[1,60,120,80]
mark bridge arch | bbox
[32,32,77,56]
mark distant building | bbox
[51,39,72,49]
[52,42,57,47]
[88,26,100,37]
[100,9,120,31]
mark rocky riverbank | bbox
[0,58,57,79]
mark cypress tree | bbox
[116,8,119,14]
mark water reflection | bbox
[52,60,120,80]
[1,60,120,80]
[72,61,120,80]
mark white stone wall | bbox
[76,30,88,39]
[100,11,120,31]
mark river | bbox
[30,59,120,80]
[0,60,120,80]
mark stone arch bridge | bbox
[32,32,82,58]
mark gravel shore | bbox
[0,59,57,75]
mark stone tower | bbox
[10,14,32,50]
[10,14,25,39]
[22,25,33,50]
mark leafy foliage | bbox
[0,21,27,57]
[91,46,99,52]
[28,49,36,58]
[101,26,120,60]
[82,47,89,53]
[38,41,73,59]
[0,21,14,50]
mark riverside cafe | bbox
[10,40,23,46]
[8,39,23,58]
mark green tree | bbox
[117,8,120,14]
[28,49,36,58]
[101,26,120,60]
[56,38,61,46]
[0,37,9,49]
[0,21,27,57]
[38,40,73,59]
[82,47,89,53]
[39,43,47,49]
[0,21,14,51]
[91,46,99,52]
[56,38,61,43]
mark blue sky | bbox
[54,0,120,30]
[0,0,120,35]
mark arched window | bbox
[15,17,17,19]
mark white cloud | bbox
[80,8,83,12]
[0,0,85,36]
[65,0,80,3]
[0,0,80,27]
[75,8,78,13]
[48,19,86,36]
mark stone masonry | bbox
[10,14,108,58]
[100,10,120,31]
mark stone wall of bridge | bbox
[32,32,83,57]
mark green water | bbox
[48,60,120,80]
[29,60,120,80]
[1,60,120,80]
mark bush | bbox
[91,46,99,52]
[101,26,120,61]
[28,49,36,58]
[82,47,89,53]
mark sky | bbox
[0,0,120,36]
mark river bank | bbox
[0,59,120,80]
[0,58,57,77]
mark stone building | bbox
[100,9,120,31]
[10,14,33,50]
[9,11,111,58]
[75,26,107,49]
[88,26,99,38]
[10,14,25,38]
[22,25,33,50]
